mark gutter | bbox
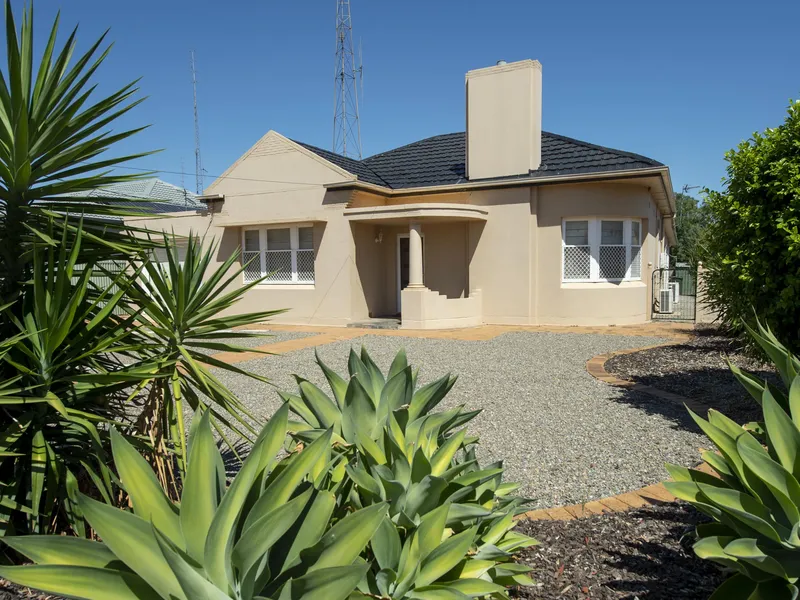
[325,166,673,197]
[327,166,678,244]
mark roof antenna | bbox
[333,0,363,159]
[190,50,204,195]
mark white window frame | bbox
[562,218,642,283]
[241,224,315,285]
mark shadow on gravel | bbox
[605,334,777,432]
[610,387,705,435]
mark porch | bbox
[345,203,487,329]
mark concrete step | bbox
[347,318,401,330]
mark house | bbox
[129,59,676,329]
[72,178,202,215]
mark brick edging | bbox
[519,337,710,522]
[586,340,708,413]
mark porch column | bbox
[408,221,425,288]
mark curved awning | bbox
[344,203,488,224]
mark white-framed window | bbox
[241,225,315,284]
[562,218,642,282]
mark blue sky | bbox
[25,0,800,195]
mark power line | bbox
[112,164,325,187]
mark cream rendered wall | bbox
[535,182,657,325]
[128,131,364,326]
[468,187,534,324]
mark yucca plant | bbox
[0,404,388,600]
[0,221,137,537]
[284,347,537,598]
[666,319,800,599]
[0,0,159,303]
[117,231,284,496]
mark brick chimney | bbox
[465,59,542,180]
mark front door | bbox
[396,234,423,313]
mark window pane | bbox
[563,245,591,280]
[244,230,260,251]
[267,228,291,250]
[265,250,292,282]
[599,246,627,279]
[296,249,315,282]
[631,221,641,246]
[629,245,642,279]
[242,251,261,282]
[601,221,623,245]
[564,221,588,245]
[298,227,314,250]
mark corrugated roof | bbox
[65,178,201,213]
[300,132,663,190]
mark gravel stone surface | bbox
[605,327,777,425]
[214,331,707,508]
[513,503,725,599]
[215,329,316,347]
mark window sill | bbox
[560,280,645,289]
[250,283,315,290]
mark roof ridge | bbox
[291,139,392,187]
[541,131,663,167]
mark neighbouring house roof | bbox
[297,132,664,190]
[65,178,202,214]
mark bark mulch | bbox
[512,503,727,599]
[604,325,777,424]
[0,581,55,600]
[0,506,726,600]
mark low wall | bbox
[401,288,483,329]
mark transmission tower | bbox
[333,0,362,159]
[190,50,203,195]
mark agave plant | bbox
[284,347,537,598]
[0,404,388,600]
[118,231,284,495]
[0,221,137,536]
[665,319,800,599]
[0,0,158,302]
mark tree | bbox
[701,98,800,350]
[671,192,709,265]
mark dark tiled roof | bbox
[301,132,663,190]
[293,141,389,187]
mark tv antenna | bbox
[333,0,363,159]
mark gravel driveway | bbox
[214,331,706,509]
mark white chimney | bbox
[465,59,542,180]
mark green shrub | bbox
[665,319,800,599]
[701,99,800,352]
[0,405,386,600]
[284,347,538,598]
[0,223,131,536]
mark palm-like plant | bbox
[0,405,388,600]
[0,0,157,303]
[119,232,285,495]
[0,221,136,536]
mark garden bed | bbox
[513,503,725,599]
[604,325,777,424]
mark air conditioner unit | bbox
[670,281,680,303]
[659,289,673,314]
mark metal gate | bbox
[652,265,697,321]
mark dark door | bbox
[399,237,410,293]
